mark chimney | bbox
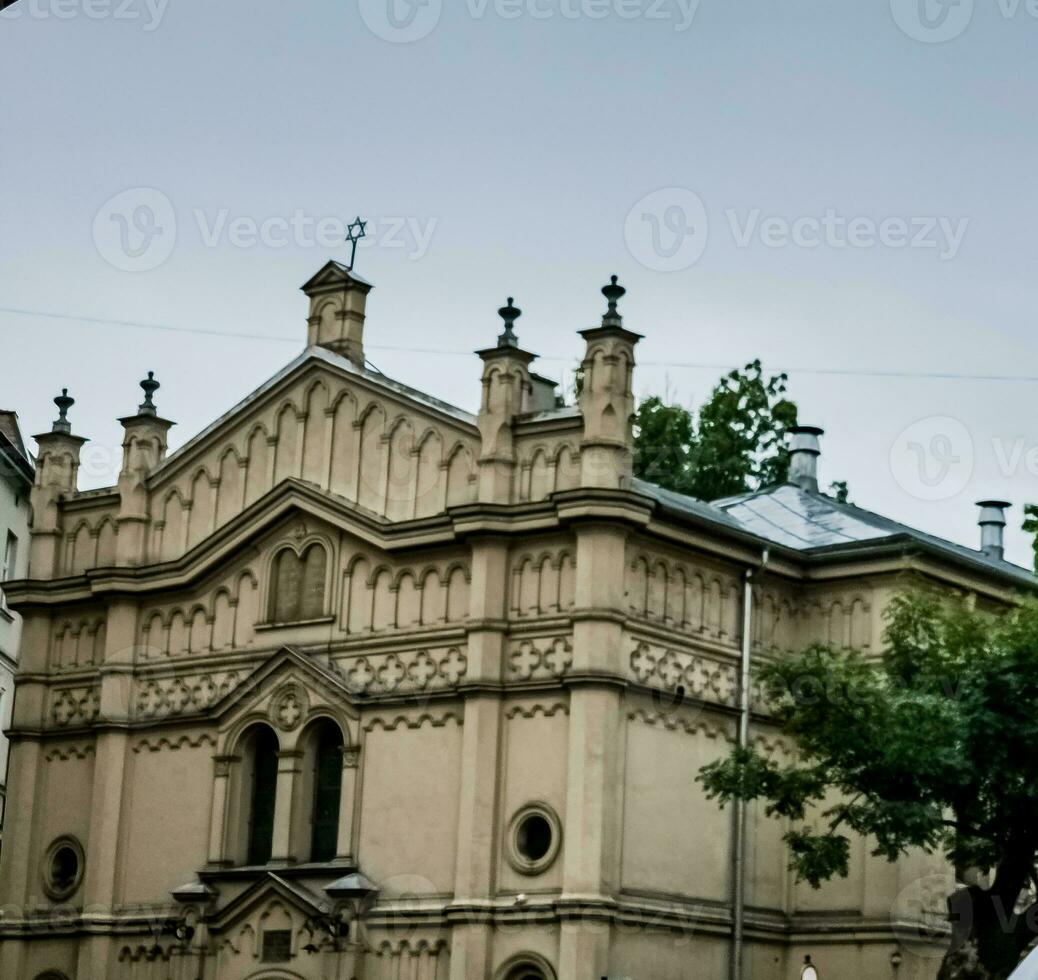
[788,425,824,493]
[976,500,1010,561]
[301,262,373,367]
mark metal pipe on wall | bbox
[730,547,770,980]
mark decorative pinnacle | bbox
[139,371,160,416]
[52,389,74,434]
[602,275,626,326]
[497,297,521,347]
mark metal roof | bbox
[635,479,1037,588]
[716,483,890,550]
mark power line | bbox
[2,304,1037,384]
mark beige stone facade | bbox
[0,264,1031,980]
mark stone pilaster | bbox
[29,389,85,578]
[336,746,361,862]
[449,536,509,979]
[476,299,537,505]
[271,749,304,863]
[116,373,174,566]
[577,277,642,490]
[558,522,629,976]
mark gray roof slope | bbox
[635,478,1036,589]
[0,411,29,463]
[0,410,34,484]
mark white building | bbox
[0,409,33,852]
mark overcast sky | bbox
[2,0,1037,565]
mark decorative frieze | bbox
[50,685,101,727]
[628,640,738,708]
[132,733,217,753]
[330,647,467,695]
[508,636,573,681]
[363,711,464,732]
[133,670,243,720]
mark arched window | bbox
[243,725,279,865]
[497,954,556,980]
[271,544,327,623]
[308,721,344,862]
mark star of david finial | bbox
[345,216,368,270]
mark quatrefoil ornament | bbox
[270,684,309,732]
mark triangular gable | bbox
[300,259,374,293]
[128,345,482,568]
[152,346,476,492]
[211,645,360,736]
[206,872,332,932]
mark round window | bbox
[506,803,561,875]
[516,814,552,862]
[42,837,84,901]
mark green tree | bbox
[699,591,1038,980]
[1022,505,1038,573]
[633,360,799,501]
[829,480,851,504]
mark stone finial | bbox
[497,297,521,348]
[52,388,74,434]
[601,275,626,327]
[138,372,160,416]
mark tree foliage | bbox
[1022,504,1038,573]
[632,360,799,501]
[699,591,1038,979]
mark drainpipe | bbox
[730,547,770,980]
